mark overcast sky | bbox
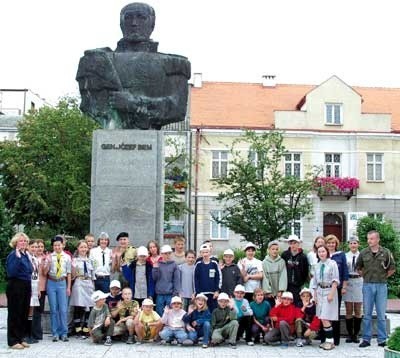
[1,0,400,104]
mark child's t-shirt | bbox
[179,263,195,298]
[116,300,139,319]
[139,310,161,324]
[88,304,110,330]
[238,257,263,292]
[250,300,271,324]
[161,309,186,329]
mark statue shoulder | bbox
[76,47,121,89]
[83,47,113,56]
[160,53,191,79]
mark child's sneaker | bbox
[104,336,112,346]
[126,335,135,344]
[296,338,304,347]
[170,339,178,346]
[202,343,208,349]
[247,341,254,346]
[229,342,237,349]
[182,339,193,346]
[280,342,289,348]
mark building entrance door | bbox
[323,212,344,241]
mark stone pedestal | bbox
[90,130,164,246]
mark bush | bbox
[357,216,400,297]
[0,195,14,282]
[217,248,265,263]
[388,326,400,352]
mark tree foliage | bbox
[0,194,14,280]
[214,130,318,257]
[0,98,99,238]
[357,216,400,297]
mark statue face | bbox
[121,5,155,42]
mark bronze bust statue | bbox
[76,2,191,130]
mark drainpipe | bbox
[193,127,201,252]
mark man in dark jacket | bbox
[281,235,309,307]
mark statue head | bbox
[120,2,155,42]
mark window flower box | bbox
[314,177,359,200]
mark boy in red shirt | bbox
[264,291,302,347]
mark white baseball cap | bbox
[160,244,173,253]
[171,296,182,304]
[244,242,257,251]
[287,234,301,243]
[234,284,245,293]
[195,293,208,300]
[223,249,234,256]
[137,246,149,256]
[300,288,312,297]
[217,292,230,301]
[109,280,121,289]
[199,244,210,252]
[281,291,294,300]
[91,290,108,302]
[142,298,155,306]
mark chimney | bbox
[262,75,276,87]
[193,73,202,88]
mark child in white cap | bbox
[264,291,303,347]
[152,245,180,315]
[295,288,320,347]
[211,293,239,349]
[134,298,162,343]
[87,290,114,346]
[183,293,212,348]
[238,243,263,302]
[233,284,254,345]
[159,296,189,345]
[220,249,242,297]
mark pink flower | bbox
[314,177,360,191]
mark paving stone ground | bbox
[0,308,398,358]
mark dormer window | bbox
[325,103,342,125]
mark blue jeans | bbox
[47,279,68,338]
[187,321,211,344]
[94,276,110,293]
[156,294,172,316]
[362,283,388,343]
[159,327,188,343]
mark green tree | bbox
[0,98,99,238]
[0,194,14,281]
[357,216,400,297]
[214,130,318,257]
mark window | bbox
[367,153,383,181]
[284,153,301,178]
[249,150,264,179]
[211,151,228,178]
[210,210,228,239]
[286,213,302,239]
[325,153,341,177]
[325,103,342,125]
[368,212,384,221]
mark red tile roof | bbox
[190,81,400,131]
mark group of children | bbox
[20,231,361,351]
[89,282,319,349]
